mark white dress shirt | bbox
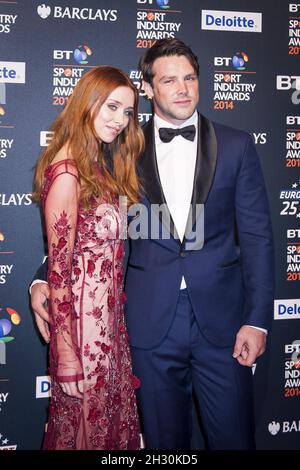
[155,111,198,289]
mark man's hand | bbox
[31,283,50,343]
[233,325,267,367]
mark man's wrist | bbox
[29,279,48,295]
[244,325,268,335]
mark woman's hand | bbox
[59,380,83,399]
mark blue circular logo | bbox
[73,45,92,65]
[156,0,170,9]
[232,52,248,71]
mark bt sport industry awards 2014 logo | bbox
[136,0,181,49]
[52,44,93,107]
[213,51,256,111]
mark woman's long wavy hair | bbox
[34,66,144,209]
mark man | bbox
[30,39,274,449]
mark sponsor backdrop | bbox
[0,0,299,450]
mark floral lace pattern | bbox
[42,160,140,450]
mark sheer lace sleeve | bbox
[44,162,84,383]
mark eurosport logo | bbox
[129,69,146,97]
[274,299,300,320]
[279,181,300,221]
[0,62,26,84]
[37,4,117,21]
[201,10,262,33]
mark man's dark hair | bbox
[139,38,199,85]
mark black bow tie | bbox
[158,124,196,143]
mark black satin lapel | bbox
[139,118,180,242]
[184,114,218,243]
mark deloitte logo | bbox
[36,376,51,398]
[37,4,51,19]
[0,62,26,84]
[232,52,248,70]
[274,299,300,320]
[201,10,262,33]
[74,45,92,65]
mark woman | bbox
[33,66,144,450]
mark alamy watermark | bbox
[99,196,205,250]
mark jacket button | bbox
[180,251,187,258]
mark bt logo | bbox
[232,52,248,70]
[137,0,170,8]
[276,75,300,90]
[214,52,249,70]
[74,45,92,65]
[53,45,93,64]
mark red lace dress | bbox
[41,159,140,450]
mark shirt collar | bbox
[154,110,198,132]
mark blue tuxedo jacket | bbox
[124,114,274,349]
[34,114,274,350]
